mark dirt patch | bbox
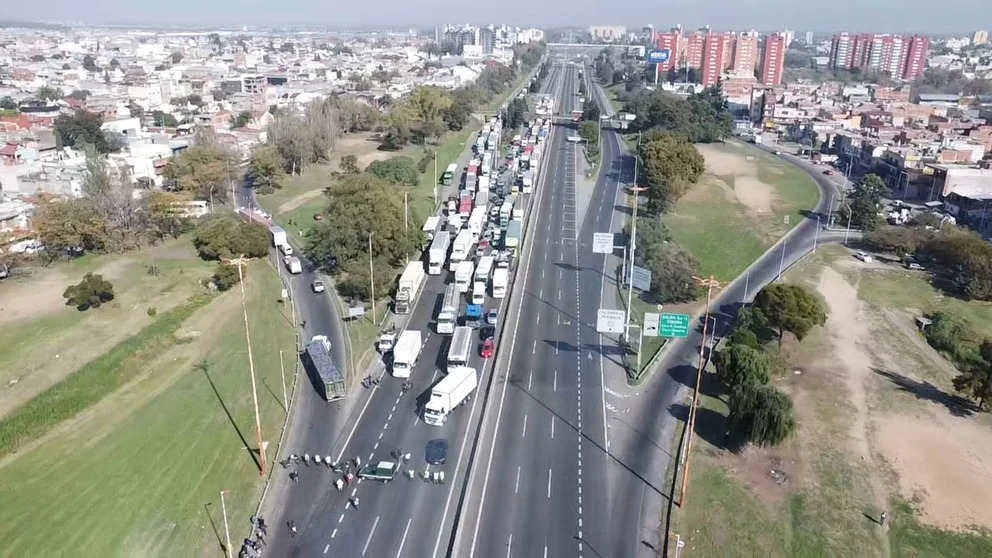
[715,444,800,511]
[876,413,992,531]
[277,189,325,214]
[330,132,408,172]
[0,258,135,327]
[697,144,775,216]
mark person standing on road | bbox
[288,521,298,537]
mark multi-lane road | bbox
[258,45,850,557]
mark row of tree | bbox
[715,283,827,447]
[631,215,701,304]
[621,85,734,142]
[637,131,706,213]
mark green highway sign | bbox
[659,313,691,338]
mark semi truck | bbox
[428,230,451,275]
[391,330,423,378]
[449,229,474,272]
[505,220,522,250]
[447,326,473,371]
[455,260,475,293]
[436,283,460,334]
[492,267,508,298]
[304,335,346,402]
[424,366,478,426]
[269,225,288,249]
[394,261,426,314]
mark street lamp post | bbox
[813,215,821,253]
[225,256,267,478]
[625,186,647,344]
[368,233,376,322]
[220,490,233,558]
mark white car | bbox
[311,280,326,293]
[854,251,873,263]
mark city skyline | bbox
[0,0,988,34]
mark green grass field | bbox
[0,262,295,556]
[666,141,820,282]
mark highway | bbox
[265,59,568,556]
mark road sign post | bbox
[643,312,660,337]
[659,313,690,338]
[596,308,625,334]
[592,232,615,254]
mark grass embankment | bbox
[667,141,820,282]
[0,262,296,556]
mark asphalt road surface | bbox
[265,60,567,557]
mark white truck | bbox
[391,330,422,378]
[447,326,473,371]
[449,229,474,272]
[428,230,451,275]
[423,365,478,426]
[474,255,494,292]
[422,215,442,243]
[455,260,475,293]
[436,283,460,334]
[467,207,487,244]
[395,261,426,314]
[522,170,535,194]
[286,256,302,274]
[492,267,508,298]
[269,225,288,249]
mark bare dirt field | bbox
[696,143,775,216]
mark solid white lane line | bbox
[362,516,380,556]
[395,518,412,558]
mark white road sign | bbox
[592,232,615,254]
[597,308,625,334]
[643,312,660,337]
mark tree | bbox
[637,131,705,213]
[63,273,115,311]
[507,97,528,129]
[381,109,414,150]
[715,344,771,388]
[863,225,930,258]
[952,339,992,410]
[642,241,700,303]
[146,191,194,240]
[336,256,396,300]
[152,110,179,127]
[230,111,252,129]
[67,89,90,101]
[306,174,425,272]
[366,156,419,187]
[35,85,64,101]
[623,86,732,141]
[248,145,285,192]
[752,283,827,345]
[728,383,797,447]
[578,121,600,145]
[83,54,99,72]
[54,110,109,152]
[840,174,890,231]
[340,155,360,175]
[0,96,16,110]
[170,51,184,64]
[582,101,601,125]
[334,98,380,132]
[80,144,144,252]
[192,216,270,260]
[33,197,108,255]
[165,146,232,205]
[441,91,473,131]
[211,262,241,291]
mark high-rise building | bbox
[902,35,929,81]
[829,32,929,80]
[974,30,989,45]
[684,27,709,69]
[589,25,627,42]
[761,33,787,85]
[781,30,795,48]
[654,27,682,72]
[700,32,730,86]
[731,31,759,76]
[805,30,814,45]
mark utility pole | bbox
[845,210,853,245]
[368,233,376,322]
[220,490,233,558]
[624,185,647,344]
[220,490,231,558]
[279,349,288,413]
[225,256,267,478]
[433,152,438,208]
[678,276,722,507]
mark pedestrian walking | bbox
[324,455,332,467]
[354,455,362,468]
[353,497,360,510]
[439,471,445,484]
[303,453,310,465]
[335,478,344,492]
[290,469,299,483]
[288,521,298,537]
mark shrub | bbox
[63,273,115,311]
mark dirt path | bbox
[277,190,324,214]
[816,268,892,554]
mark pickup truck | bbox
[357,461,398,482]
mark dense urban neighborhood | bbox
[2,10,992,558]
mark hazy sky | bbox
[5,0,989,34]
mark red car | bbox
[823,169,835,175]
[480,339,494,358]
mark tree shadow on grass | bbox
[198,360,263,473]
[871,367,976,418]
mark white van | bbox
[279,243,293,257]
[471,283,486,305]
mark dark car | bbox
[426,439,448,465]
[480,326,495,341]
